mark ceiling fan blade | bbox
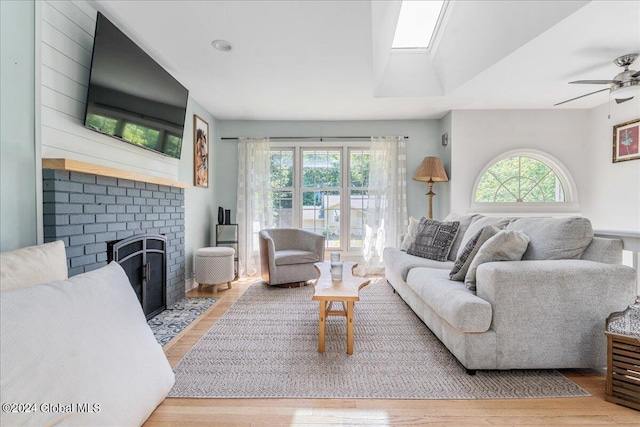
[615,97,634,104]
[554,87,610,106]
[632,70,640,78]
[569,80,621,84]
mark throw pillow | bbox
[464,230,530,291]
[449,225,500,281]
[506,216,593,260]
[407,218,460,262]
[456,215,513,259]
[400,216,421,251]
[443,213,480,261]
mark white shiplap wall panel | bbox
[41,85,85,119]
[41,44,90,86]
[41,21,92,66]
[41,1,93,50]
[41,65,87,109]
[47,0,96,35]
[40,0,181,180]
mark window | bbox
[392,0,447,50]
[268,144,370,252]
[472,150,578,213]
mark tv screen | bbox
[84,12,188,159]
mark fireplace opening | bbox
[108,234,167,319]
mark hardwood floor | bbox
[144,278,639,426]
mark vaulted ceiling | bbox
[90,0,640,120]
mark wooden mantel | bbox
[42,158,190,189]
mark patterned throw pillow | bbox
[449,225,500,281]
[407,218,460,262]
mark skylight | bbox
[392,0,447,50]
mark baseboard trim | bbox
[185,277,197,293]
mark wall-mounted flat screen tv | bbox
[83,12,189,159]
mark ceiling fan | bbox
[554,53,640,106]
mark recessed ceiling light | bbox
[212,40,232,52]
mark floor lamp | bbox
[413,157,449,219]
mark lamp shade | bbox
[413,157,448,182]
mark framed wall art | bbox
[613,118,639,163]
[194,115,209,187]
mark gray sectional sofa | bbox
[383,214,637,374]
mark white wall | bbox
[1,0,38,251]
[449,109,590,216]
[216,119,445,223]
[39,0,181,180]
[584,101,640,232]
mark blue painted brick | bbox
[116,196,133,205]
[107,186,126,196]
[96,176,117,186]
[70,172,96,184]
[170,186,181,194]
[96,213,117,223]
[147,198,159,206]
[159,185,171,192]
[140,190,153,198]
[70,254,96,268]
[118,179,135,188]
[70,193,95,204]
[107,205,126,214]
[159,199,170,206]
[95,232,117,242]
[153,220,166,228]
[152,191,164,199]
[127,222,141,230]
[84,223,107,234]
[170,213,181,219]
[70,234,96,246]
[170,200,181,206]
[146,183,159,191]
[96,252,108,262]
[126,205,141,213]
[51,224,84,237]
[135,213,146,221]
[84,204,106,214]
[126,188,141,197]
[117,213,135,222]
[84,242,106,255]
[175,193,184,201]
[68,266,85,277]
[44,215,69,226]
[153,206,165,213]
[54,180,84,193]
[84,262,107,273]
[108,222,126,232]
[141,221,153,229]
[141,206,153,214]
[165,192,176,200]
[116,230,134,240]
[146,213,159,221]
[65,245,84,258]
[96,195,116,205]
[134,197,146,205]
[135,181,146,189]
[159,213,170,220]
[70,214,95,225]
[159,227,171,234]
[165,219,176,227]
[84,184,107,195]
[43,191,69,203]
[165,206,176,213]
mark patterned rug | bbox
[148,297,218,346]
[168,281,589,399]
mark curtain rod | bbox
[220,136,409,141]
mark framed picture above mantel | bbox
[194,115,209,187]
[613,118,639,163]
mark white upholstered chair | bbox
[258,228,325,286]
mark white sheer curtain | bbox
[236,138,273,277]
[356,136,408,275]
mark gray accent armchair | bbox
[259,228,325,286]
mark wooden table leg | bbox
[318,301,326,353]
[346,301,354,355]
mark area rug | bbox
[168,281,589,399]
[148,297,218,346]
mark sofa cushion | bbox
[406,267,493,333]
[384,247,454,281]
[456,215,513,259]
[444,213,479,261]
[465,230,530,291]
[400,216,421,251]
[0,240,68,292]
[450,225,500,281]
[275,249,320,266]
[407,218,460,262]
[0,261,174,426]
[506,216,593,260]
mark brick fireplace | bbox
[42,161,186,306]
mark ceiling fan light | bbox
[612,81,640,99]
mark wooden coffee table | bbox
[312,262,370,355]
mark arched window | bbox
[471,150,578,213]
